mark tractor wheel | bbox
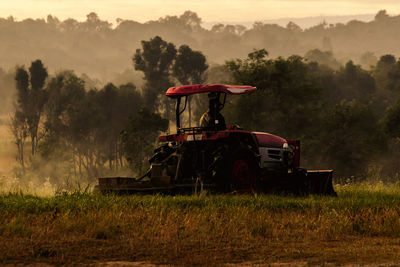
[230,151,259,193]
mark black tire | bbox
[230,150,260,193]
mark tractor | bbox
[96,84,336,195]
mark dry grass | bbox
[1,185,400,266]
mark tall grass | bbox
[1,184,400,265]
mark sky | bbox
[0,0,399,24]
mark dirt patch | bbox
[94,262,164,267]
[225,262,307,267]
[7,261,396,266]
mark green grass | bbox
[1,184,400,265]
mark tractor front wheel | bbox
[231,152,259,193]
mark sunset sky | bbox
[0,0,399,23]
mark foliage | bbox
[373,54,397,92]
[1,10,400,81]
[226,49,390,178]
[11,64,167,182]
[7,34,400,182]
[318,100,386,177]
[41,74,145,180]
[226,50,323,139]
[305,49,341,69]
[13,60,48,157]
[8,36,214,182]
[9,112,28,168]
[173,45,208,85]
[330,60,375,104]
[384,97,400,138]
[133,36,177,109]
[121,108,168,173]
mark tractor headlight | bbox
[283,143,289,149]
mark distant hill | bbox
[0,10,398,82]
[202,14,376,30]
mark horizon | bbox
[0,0,398,26]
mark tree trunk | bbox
[78,153,82,175]
[31,132,35,156]
[18,139,25,169]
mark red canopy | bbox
[166,84,256,97]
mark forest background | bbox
[1,10,400,190]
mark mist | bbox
[0,10,398,80]
[1,9,400,193]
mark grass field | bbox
[1,184,400,266]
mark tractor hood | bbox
[253,132,287,148]
[166,84,256,97]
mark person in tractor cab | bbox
[200,93,226,130]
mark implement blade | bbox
[95,176,173,194]
[304,170,336,196]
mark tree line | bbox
[1,10,400,80]
[225,50,400,181]
[8,34,400,185]
[10,36,208,185]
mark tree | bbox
[173,44,208,126]
[226,49,350,172]
[37,71,88,181]
[375,10,389,21]
[179,11,202,29]
[42,72,144,180]
[42,71,86,154]
[14,60,48,156]
[359,52,378,70]
[383,98,400,178]
[331,61,375,104]
[286,21,302,33]
[226,50,324,138]
[28,60,48,156]
[385,98,400,138]
[386,60,400,93]
[235,25,247,35]
[82,12,112,32]
[319,100,386,178]
[121,108,168,173]
[305,49,340,69]
[94,82,142,171]
[372,55,398,114]
[133,36,177,109]
[173,45,208,85]
[9,112,28,169]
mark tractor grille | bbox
[259,147,284,167]
[268,149,282,161]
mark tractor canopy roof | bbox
[166,84,256,97]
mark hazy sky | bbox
[1,0,399,23]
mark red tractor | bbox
[96,84,335,195]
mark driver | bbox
[200,93,226,130]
